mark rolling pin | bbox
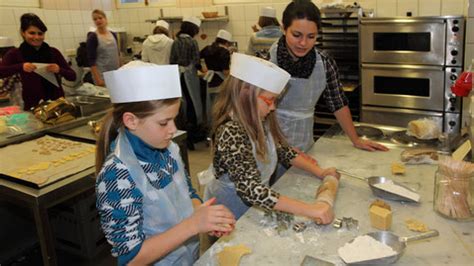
[314,175,339,224]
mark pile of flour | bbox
[373,180,420,202]
[338,235,397,263]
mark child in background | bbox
[95,62,235,266]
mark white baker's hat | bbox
[155,20,169,30]
[104,61,182,103]
[183,16,201,27]
[216,29,232,42]
[230,53,290,94]
[260,7,276,18]
[0,36,14,48]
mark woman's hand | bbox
[318,167,340,180]
[353,138,389,152]
[307,201,334,224]
[22,63,36,73]
[189,198,236,235]
[46,64,60,73]
[95,78,105,87]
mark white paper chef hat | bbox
[230,53,290,94]
[260,7,276,18]
[104,61,182,103]
[183,16,201,27]
[0,36,14,48]
[155,20,169,30]
[216,29,232,42]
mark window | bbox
[116,0,176,8]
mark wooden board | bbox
[0,135,95,188]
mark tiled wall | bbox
[0,0,471,57]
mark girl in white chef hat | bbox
[205,53,340,222]
[95,62,235,266]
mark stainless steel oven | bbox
[360,16,465,134]
[360,16,464,66]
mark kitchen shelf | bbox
[145,6,229,24]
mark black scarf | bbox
[276,35,316,79]
[19,41,52,63]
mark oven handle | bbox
[361,63,444,71]
[362,106,444,117]
[360,18,445,24]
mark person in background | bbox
[170,17,203,150]
[0,36,21,105]
[86,9,120,86]
[247,6,283,59]
[204,53,339,222]
[95,62,235,266]
[200,29,232,122]
[0,14,76,110]
[141,20,173,65]
[269,0,388,154]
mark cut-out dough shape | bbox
[217,244,252,266]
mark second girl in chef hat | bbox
[205,53,340,222]
[95,61,235,266]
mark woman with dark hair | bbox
[269,0,388,153]
[0,36,21,105]
[247,6,282,59]
[0,13,76,110]
[86,9,120,86]
[142,20,173,65]
[170,17,203,149]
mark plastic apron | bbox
[204,129,278,219]
[270,46,326,152]
[113,129,199,265]
[94,32,120,84]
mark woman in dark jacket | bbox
[0,13,76,110]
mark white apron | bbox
[269,45,327,152]
[113,129,199,265]
[203,129,278,219]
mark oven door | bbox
[360,18,446,65]
[361,64,445,111]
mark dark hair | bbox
[177,21,199,37]
[214,37,230,46]
[153,26,169,36]
[20,13,47,32]
[258,16,280,28]
[95,98,180,174]
[282,0,321,30]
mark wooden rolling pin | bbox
[314,175,339,224]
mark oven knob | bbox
[449,97,457,103]
[451,50,458,56]
[452,26,459,32]
[451,59,457,65]
[450,107,456,111]
[453,19,459,24]
[450,74,457,80]
[449,121,456,127]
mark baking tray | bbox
[0,134,96,188]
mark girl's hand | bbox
[320,167,340,180]
[46,64,60,73]
[95,78,105,86]
[307,201,334,224]
[23,63,36,73]
[190,198,236,235]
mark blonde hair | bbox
[92,9,106,18]
[211,76,287,161]
[95,98,180,175]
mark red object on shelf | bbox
[451,71,472,97]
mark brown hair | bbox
[211,76,287,161]
[92,9,107,18]
[153,26,169,37]
[258,16,280,28]
[95,98,180,175]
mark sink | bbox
[66,96,111,116]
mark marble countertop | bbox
[195,136,473,265]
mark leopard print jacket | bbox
[213,120,298,211]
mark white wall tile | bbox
[467,18,474,43]
[28,8,44,19]
[82,10,92,25]
[62,37,76,51]
[181,7,193,18]
[0,9,16,25]
[234,36,248,52]
[469,0,474,17]
[244,4,259,22]
[57,10,72,24]
[72,24,85,38]
[358,0,377,10]
[397,0,418,16]
[60,24,74,39]
[419,0,441,16]
[70,10,83,24]
[43,9,59,25]
[441,0,464,15]
[376,0,397,17]
[228,5,245,21]
[129,9,139,23]
[192,7,205,17]
[48,38,64,52]
[13,8,29,22]
[273,3,287,20]
[46,25,61,39]
[464,44,474,68]
[231,20,246,37]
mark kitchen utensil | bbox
[301,255,335,266]
[337,169,420,203]
[342,230,439,264]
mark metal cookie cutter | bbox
[343,217,359,230]
[293,222,308,232]
[333,218,343,228]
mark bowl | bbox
[202,11,218,18]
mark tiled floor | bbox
[2,141,213,266]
